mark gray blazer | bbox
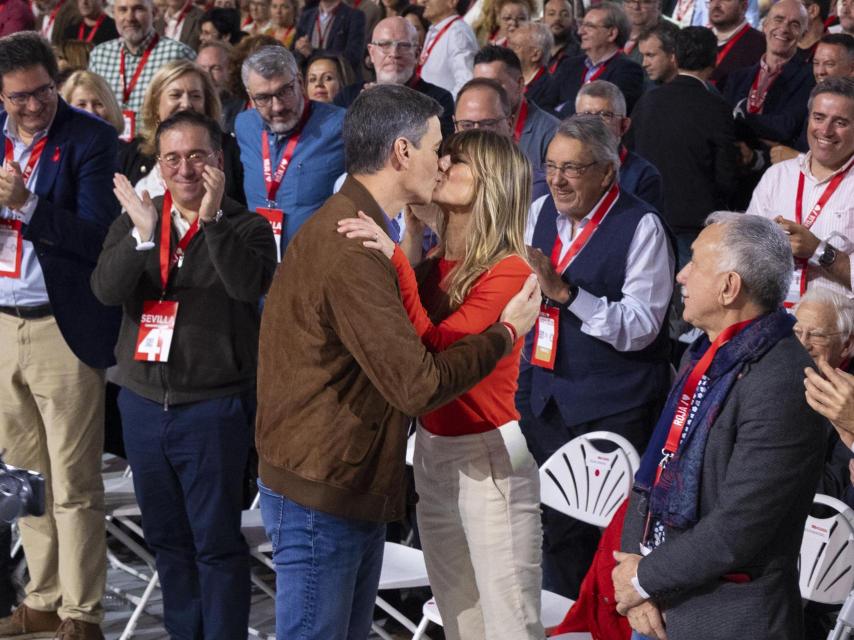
[621,333,825,640]
[519,100,559,172]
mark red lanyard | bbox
[623,39,636,55]
[746,63,780,114]
[524,66,545,94]
[261,100,311,203]
[619,145,628,164]
[513,98,528,143]
[583,54,615,84]
[42,0,64,36]
[674,0,695,24]
[119,33,160,106]
[314,4,339,48]
[654,317,755,484]
[276,25,294,43]
[791,165,852,297]
[715,23,750,67]
[550,182,619,274]
[416,15,462,75]
[77,13,105,42]
[4,136,48,187]
[159,190,200,291]
[548,49,566,74]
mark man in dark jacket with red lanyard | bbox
[91,111,276,640]
[614,212,824,640]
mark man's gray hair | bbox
[518,22,554,63]
[705,212,793,311]
[344,84,443,175]
[808,76,854,112]
[241,45,298,89]
[555,115,619,169]
[593,1,631,48]
[796,286,854,340]
[575,80,627,117]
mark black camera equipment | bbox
[0,454,44,523]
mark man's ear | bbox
[391,136,409,170]
[719,271,744,307]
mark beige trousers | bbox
[413,423,545,640]
[0,314,106,623]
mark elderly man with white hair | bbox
[508,21,559,111]
[613,212,825,640]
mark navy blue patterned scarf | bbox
[634,309,795,530]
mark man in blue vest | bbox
[519,115,675,598]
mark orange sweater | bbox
[391,246,532,436]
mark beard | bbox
[375,66,415,85]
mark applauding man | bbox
[91,111,276,640]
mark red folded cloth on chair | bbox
[548,500,632,640]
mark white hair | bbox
[796,286,854,340]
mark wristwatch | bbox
[201,209,224,226]
[819,242,838,268]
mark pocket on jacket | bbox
[339,421,380,465]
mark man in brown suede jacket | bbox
[255,84,541,639]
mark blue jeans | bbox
[258,480,386,640]
[632,633,655,640]
[119,388,252,640]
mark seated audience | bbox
[61,69,126,135]
[834,0,854,37]
[798,0,832,62]
[490,0,532,46]
[614,212,825,640]
[708,0,766,90]
[747,78,854,306]
[543,0,579,73]
[92,110,276,640]
[622,0,661,63]
[303,52,354,103]
[197,41,245,132]
[155,0,205,50]
[243,0,273,35]
[575,80,663,211]
[552,2,644,115]
[509,22,560,111]
[119,60,246,204]
[334,17,455,138]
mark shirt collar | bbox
[714,20,748,45]
[3,114,52,148]
[428,14,458,32]
[800,151,854,184]
[584,48,619,70]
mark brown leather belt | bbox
[0,303,53,319]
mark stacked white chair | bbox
[799,493,854,605]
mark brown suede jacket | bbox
[256,176,512,523]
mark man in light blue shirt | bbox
[235,46,345,255]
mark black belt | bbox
[0,303,53,319]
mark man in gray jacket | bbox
[614,212,825,640]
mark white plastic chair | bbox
[539,431,639,529]
[799,493,854,604]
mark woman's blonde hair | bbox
[440,129,531,308]
[60,70,124,133]
[139,60,222,155]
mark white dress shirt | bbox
[526,190,675,352]
[747,152,854,300]
[0,119,48,307]
[420,14,478,98]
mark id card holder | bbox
[783,264,805,310]
[121,110,136,142]
[0,218,23,278]
[531,303,559,369]
[257,207,284,262]
[135,300,178,362]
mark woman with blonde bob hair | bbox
[119,59,246,203]
[337,130,545,640]
[60,70,124,134]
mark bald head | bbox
[369,16,420,83]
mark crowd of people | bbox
[0,0,852,637]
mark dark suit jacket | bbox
[154,5,205,52]
[525,67,560,113]
[0,101,121,369]
[621,334,825,640]
[553,51,644,116]
[723,55,815,146]
[295,4,365,80]
[710,26,765,92]
[63,15,119,45]
[334,76,455,139]
[627,75,738,233]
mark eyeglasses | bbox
[370,40,416,53]
[499,13,528,24]
[577,109,624,122]
[793,326,843,346]
[624,0,658,6]
[250,81,298,108]
[579,21,609,29]
[157,150,217,170]
[544,161,598,178]
[454,117,507,131]
[3,83,55,107]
